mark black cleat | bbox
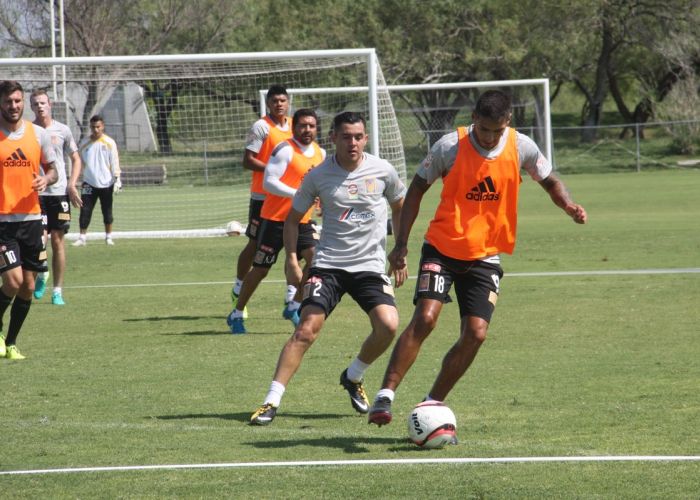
[250,403,277,426]
[339,369,369,414]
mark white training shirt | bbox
[79,134,120,188]
[39,119,79,196]
[263,139,327,198]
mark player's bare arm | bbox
[242,149,267,172]
[67,150,83,207]
[283,208,305,289]
[33,161,58,191]
[388,196,408,288]
[539,173,587,224]
[388,174,431,271]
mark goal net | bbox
[0,49,406,238]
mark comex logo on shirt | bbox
[339,207,376,222]
[466,176,500,201]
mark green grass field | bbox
[1,170,699,498]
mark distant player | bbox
[228,109,325,334]
[249,111,407,425]
[0,80,58,360]
[231,85,293,317]
[73,115,120,246]
[30,89,82,305]
[368,90,587,426]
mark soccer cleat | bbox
[368,396,393,426]
[250,403,277,425]
[226,313,246,334]
[282,305,300,328]
[105,237,115,246]
[34,275,47,300]
[0,335,5,358]
[51,291,65,306]
[72,238,86,247]
[230,289,249,319]
[339,369,369,414]
[6,345,26,360]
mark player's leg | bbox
[426,260,502,401]
[232,198,263,304]
[99,187,115,244]
[283,222,317,326]
[250,268,341,425]
[33,197,50,299]
[369,243,454,425]
[227,218,280,334]
[3,220,46,359]
[74,183,96,246]
[50,229,66,305]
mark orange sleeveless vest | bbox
[0,120,42,215]
[250,116,293,196]
[425,126,521,260]
[261,140,323,223]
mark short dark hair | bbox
[332,111,365,131]
[292,108,318,129]
[30,88,50,102]
[266,84,288,101]
[90,115,104,124]
[0,80,23,100]
[474,90,512,121]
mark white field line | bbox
[1,456,699,476]
[64,268,700,290]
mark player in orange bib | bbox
[368,90,587,426]
[0,81,58,360]
[227,109,325,334]
[230,85,293,317]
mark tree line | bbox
[1,0,698,144]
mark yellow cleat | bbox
[6,345,26,360]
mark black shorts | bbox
[252,219,318,269]
[245,198,264,240]
[414,243,503,322]
[40,195,71,233]
[0,220,48,273]
[301,267,397,317]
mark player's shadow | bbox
[124,315,221,322]
[246,436,413,454]
[155,411,346,423]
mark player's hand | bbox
[31,173,48,192]
[68,185,83,208]
[285,254,303,288]
[113,177,123,194]
[388,262,408,288]
[565,203,587,224]
[388,243,408,271]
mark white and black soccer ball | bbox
[407,401,457,449]
[225,220,244,236]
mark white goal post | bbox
[0,49,406,238]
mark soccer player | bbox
[0,80,58,360]
[30,89,82,305]
[231,85,293,317]
[367,90,587,426]
[73,115,120,246]
[227,109,325,334]
[249,111,407,425]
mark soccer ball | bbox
[407,401,457,449]
[225,220,244,236]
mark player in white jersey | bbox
[30,89,82,305]
[250,112,407,426]
[73,115,120,246]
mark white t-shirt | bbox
[39,119,78,196]
[79,134,120,188]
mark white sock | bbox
[230,309,244,319]
[39,271,49,280]
[347,357,370,383]
[79,234,86,241]
[233,278,243,296]
[285,285,297,304]
[376,388,395,402]
[263,381,286,407]
[286,300,301,312]
[53,287,62,295]
[424,394,437,402]
[105,233,112,240]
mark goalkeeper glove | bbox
[113,177,122,194]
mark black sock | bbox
[0,289,12,333]
[5,296,31,345]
